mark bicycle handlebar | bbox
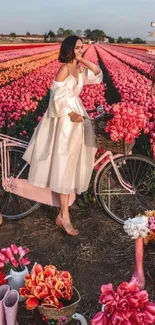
[85,105,104,120]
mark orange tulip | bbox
[19,287,31,298]
[25,278,36,290]
[44,265,59,277]
[31,263,44,281]
[31,286,42,298]
[37,284,50,299]
[36,272,45,284]
[26,297,40,310]
[42,296,63,309]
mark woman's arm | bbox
[77,56,101,75]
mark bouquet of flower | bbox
[91,279,155,325]
[0,244,30,272]
[19,263,73,310]
[105,102,147,143]
[124,210,155,244]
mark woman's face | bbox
[74,39,83,59]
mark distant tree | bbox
[133,37,146,44]
[84,29,92,38]
[108,36,115,43]
[9,32,16,38]
[123,37,132,43]
[117,36,124,43]
[92,29,106,41]
[84,29,105,41]
[63,29,74,37]
[57,28,65,36]
[26,32,31,36]
[48,30,55,38]
[75,29,83,37]
[44,32,48,41]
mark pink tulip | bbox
[0,252,6,261]
[0,262,4,268]
[18,246,30,257]
[19,257,30,266]
[5,247,13,259]
[10,257,18,268]
[10,244,19,255]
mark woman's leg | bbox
[56,193,78,236]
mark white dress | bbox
[23,67,103,195]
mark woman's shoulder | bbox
[55,64,69,82]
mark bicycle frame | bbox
[94,150,135,196]
[0,133,75,207]
[0,132,135,212]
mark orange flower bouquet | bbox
[19,263,80,325]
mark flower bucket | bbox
[37,287,81,325]
[5,266,29,291]
[5,266,29,302]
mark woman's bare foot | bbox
[56,215,79,236]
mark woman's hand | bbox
[68,112,84,123]
[75,54,83,62]
[76,57,101,75]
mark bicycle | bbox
[0,107,155,224]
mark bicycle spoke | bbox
[1,146,40,219]
[97,155,155,224]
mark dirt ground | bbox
[1,203,155,325]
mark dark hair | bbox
[58,35,83,63]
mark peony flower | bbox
[91,278,155,325]
[123,216,149,239]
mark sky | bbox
[1,0,155,39]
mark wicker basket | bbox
[92,115,134,155]
[37,287,81,325]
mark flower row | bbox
[80,45,108,112]
[0,48,59,70]
[0,60,60,128]
[0,44,59,63]
[0,51,58,86]
[108,45,154,65]
[96,45,155,156]
[101,45,153,75]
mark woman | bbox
[23,35,103,236]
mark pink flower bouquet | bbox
[0,244,30,272]
[91,279,155,325]
[105,103,146,143]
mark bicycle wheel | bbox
[0,145,40,220]
[95,154,155,224]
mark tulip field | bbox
[1,42,155,325]
[0,43,155,157]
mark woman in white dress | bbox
[23,36,103,236]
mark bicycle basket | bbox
[92,114,134,155]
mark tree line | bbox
[8,28,146,44]
[45,29,146,44]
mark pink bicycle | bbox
[0,107,155,223]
